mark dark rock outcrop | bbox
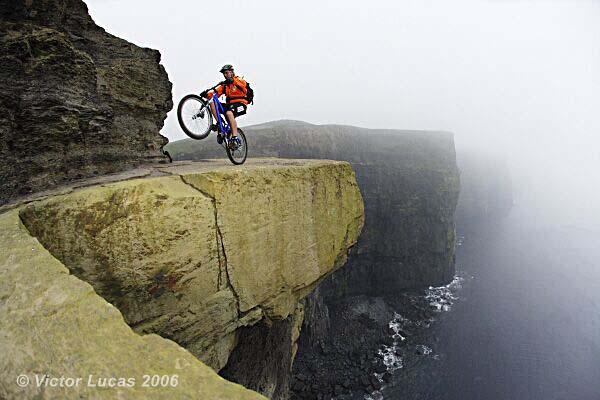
[291,295,396,399]
[219,316,297,400]
[0,0,172,204]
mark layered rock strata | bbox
[0,0,172,204]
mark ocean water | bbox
[374,205,600,400]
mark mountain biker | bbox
[200,64,251,148]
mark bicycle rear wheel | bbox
[226,128,248,165]
[177,94,212,140]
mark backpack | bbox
[245,82,254,105]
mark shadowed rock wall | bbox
[0,0,172,204]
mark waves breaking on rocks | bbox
[365,271,468,400]
[377,313,406,372]
[425,275,464,312]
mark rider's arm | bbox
[206,84,224,99]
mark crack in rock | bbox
[179,175,243,318]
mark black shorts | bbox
[222,102,247,117]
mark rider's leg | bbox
[209,102,217,120]
[225,111,238,137]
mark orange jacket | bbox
[208,76,249,105]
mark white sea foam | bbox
[425,275,464,312]
[378,345,403,371]
[365,391,384,400]
[416,344,433,355]
[364,274,467,399]
[377,312,405,371]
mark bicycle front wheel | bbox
[177,94,212,140]
[226,128,248,165]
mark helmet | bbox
[220,64,234,73]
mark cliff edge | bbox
[167,120,460,293]
[0,159,365,399]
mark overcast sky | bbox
[86,0,600,226]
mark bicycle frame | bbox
[202,92,243,155]
[207,95,230,136]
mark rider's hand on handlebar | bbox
[200,90,208,98]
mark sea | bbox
[366,204,600,400]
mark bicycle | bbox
[177,91,248,165]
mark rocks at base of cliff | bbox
[291,295,395,400]
[0,0,173,204]
[292,286,460,400]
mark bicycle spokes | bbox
[177,95,212,140]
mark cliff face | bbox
[166,121,460,398]
[0,0,172,204]
[0,159,364,400]
[167,120,460,293]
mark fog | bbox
[86,0,600,228]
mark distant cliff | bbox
[167,120,460,293]
[0,159,364,400]
[0,0,172,204]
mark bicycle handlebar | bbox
[200,82,223,99]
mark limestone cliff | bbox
[166,120,460,398]
[0,0,172,204]
[167,120,460,292]
[0,159,364,400]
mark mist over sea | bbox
[377,202,600,400]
